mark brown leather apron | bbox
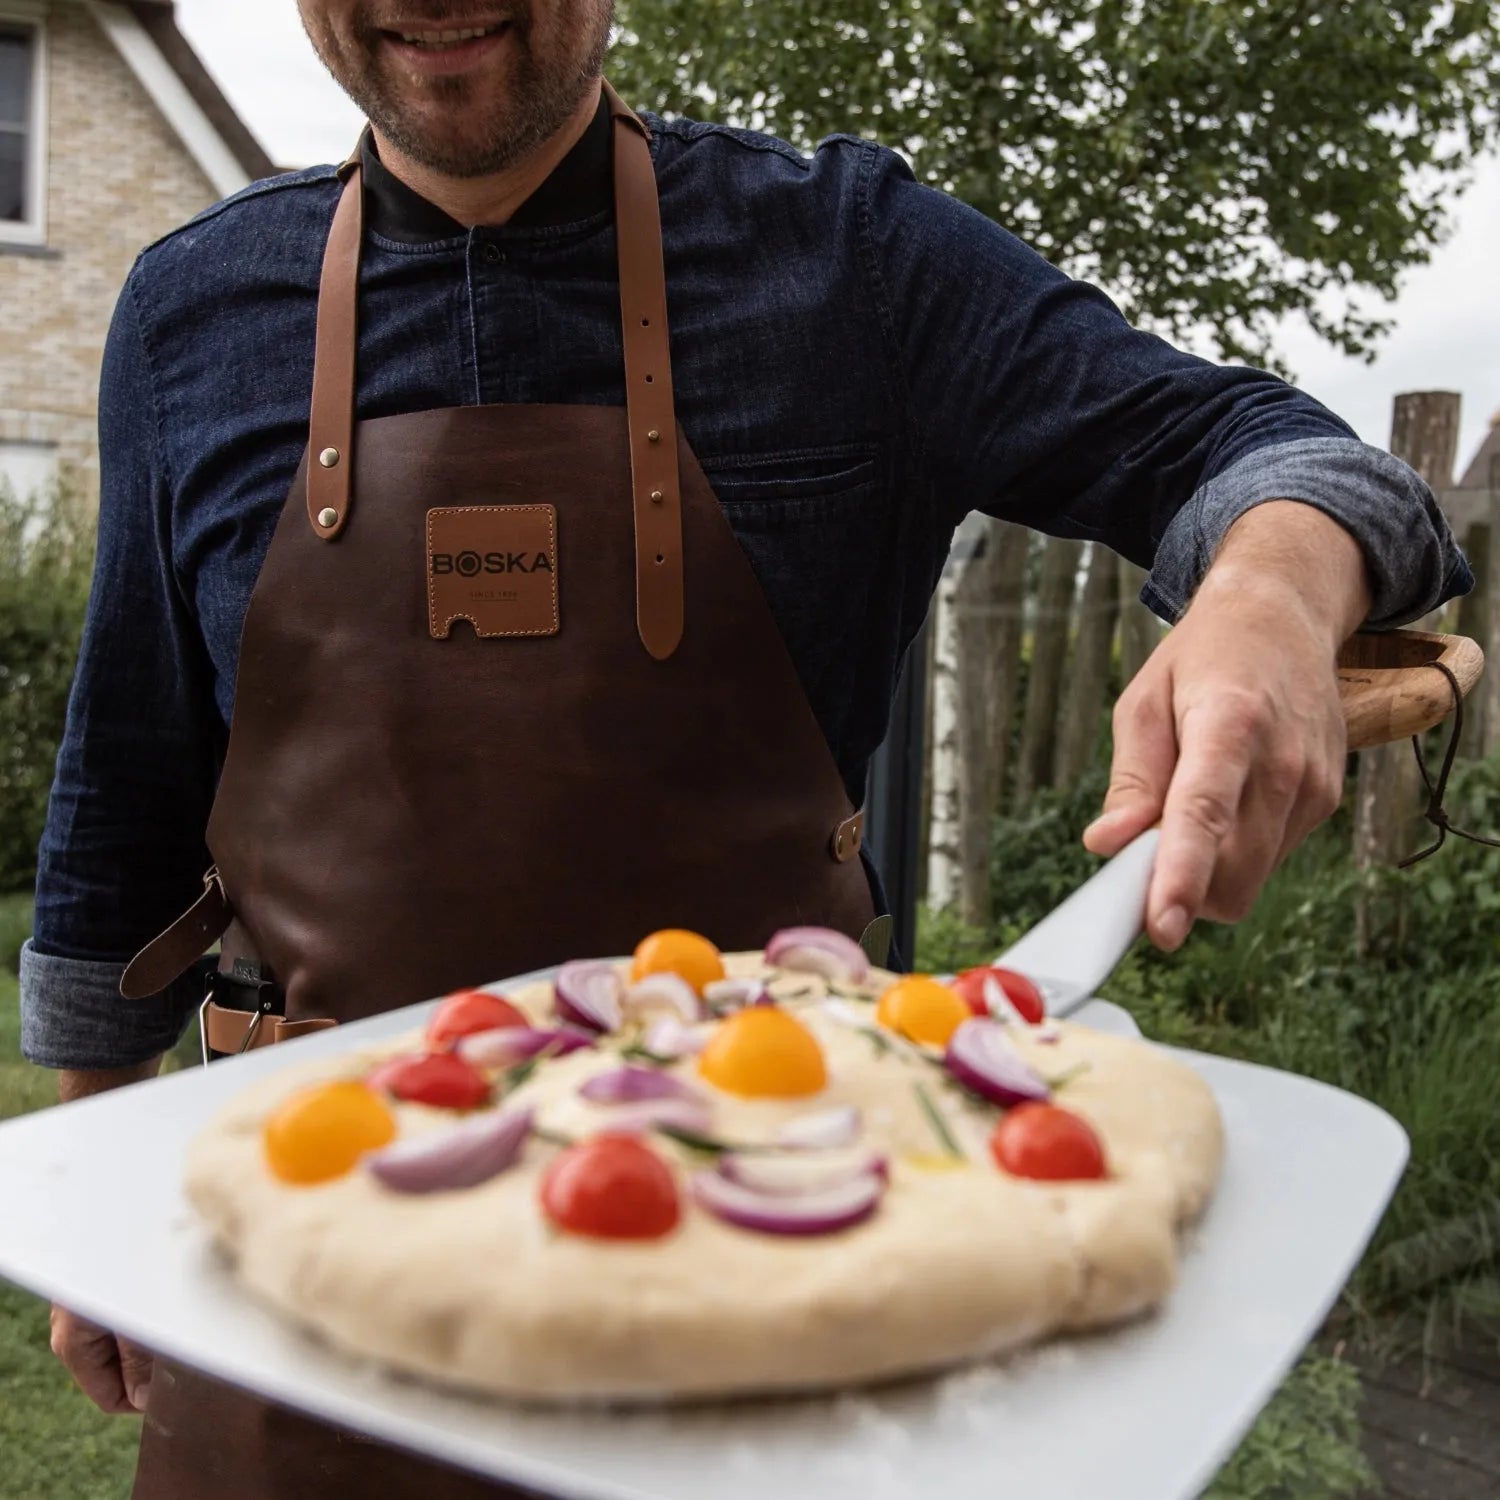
[126,86,875,1498]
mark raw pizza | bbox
[186,927,1224,1403]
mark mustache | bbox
[358,3,528,33]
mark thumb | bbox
[118,1338,155,1414]
[1084,682,1177,856]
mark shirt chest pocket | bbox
[702,444,885,684]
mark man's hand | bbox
[51,1306,154,1414]
[51,1056,162,1413]
[1084,501,1373,950]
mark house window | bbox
[0,439,57,502]
[0,16,45,242]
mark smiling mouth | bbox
[385,21,511,49]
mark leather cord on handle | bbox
[306,154,364,542]
[605,83,685,659]
[1399,663,1500,868]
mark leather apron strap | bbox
[305,150,363,543]
[304,87,684,657]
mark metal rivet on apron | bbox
[836,833,845,855]
[318,447,341,468]
[647,428,661,443]
[317,507,339,528]
[650,490,664,504]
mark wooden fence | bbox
[917,392,1498,928]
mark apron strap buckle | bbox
[831,809,866,863]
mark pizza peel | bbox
[0,627,1478,1500]
[993,626,1483,1020]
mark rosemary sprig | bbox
[826,981,879,1003]
[914,1081,965,1160]
[619,1043,680,1067]
[653,1124,729,1156]
[1044,1061,1093,1091]
[653,1124,777,1157]
[503,1038,565,1092]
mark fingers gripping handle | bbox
[994,631,1484,1014]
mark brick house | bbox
[0,0,272,500]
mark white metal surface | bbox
[0,983,1404,1500]
[995,829,1160,1016]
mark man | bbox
[23,2,1467,1496]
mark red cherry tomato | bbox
[427,989,528,1048]
[952,966,1046,1025]
[540,1134,681,1240]
[990,1103,1107,1181]
[367,1051,490,1111]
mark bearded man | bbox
[26,4,1466,1496]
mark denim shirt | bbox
[20,105,1470,1070]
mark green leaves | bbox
[0,481,94,891]
[612,0,1500,366]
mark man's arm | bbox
[852,143,1468,936]
[21,268,218,1076]
[1084,501,1368,947]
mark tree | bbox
[611,1,1500,914]
[613,0,1500,364]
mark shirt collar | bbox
[358,89,613,243]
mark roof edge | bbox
[122,2,278,183]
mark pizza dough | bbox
[185,952,1223,1404]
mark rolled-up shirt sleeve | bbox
[21,271,220,1070]
[854,142,1471,621]
[1143,436,1470,626]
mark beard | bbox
[303,1,613,178]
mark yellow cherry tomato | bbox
[631,928,726,995]
[876,976,971,1048]
[263,1081,396,1186]
[698,1006,827,1098]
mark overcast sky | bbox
[174,1,1499,476]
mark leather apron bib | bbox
[128,87,875,1498]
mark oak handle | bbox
[1337,629,1484,751]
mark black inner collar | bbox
[359,89,613,242]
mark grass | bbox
[0,894,142,1500]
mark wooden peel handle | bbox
[1338,629,1485,752]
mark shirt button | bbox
[482,242,504,265]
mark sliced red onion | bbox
[720,1148,888,1196]
[457,1026,594,1069]
[691,1168,884,1236]
[594,1098,715,1136]
[703,976,771,1014]
[765,926,871,985]
[819,997,868,1029]
[643,1015,714,1057]
[554,960,623,1032]
[1032,1022,1063,1044]
[945,1018,1052,1108]
[982,973,1027,1026]
[579,1065,705,1105]
[366,1106,532,1194]
[774,1104,862,1150]
[623,972,701,1024]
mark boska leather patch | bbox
[426,505,559,639]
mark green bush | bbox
[1203,1353,1374,1499]
[0,481,93,892]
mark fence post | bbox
[1353,392,1461,938]
[1014,536,1083,803]
[1486,469,1500,758]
